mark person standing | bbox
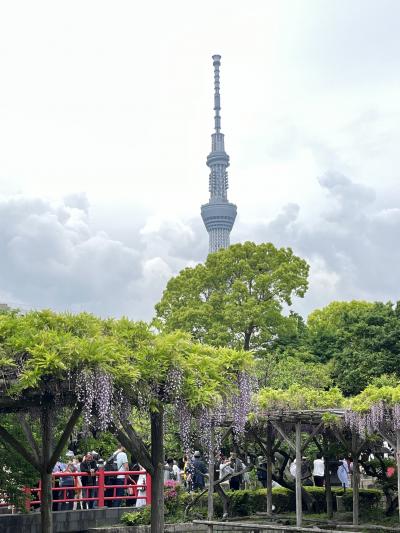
[136,467,147,508]
[72,456,83,510]
[60,463,76,511]
[228,452,244,491]
[257,456,268,488]
[337,458,350,489]
[164,458,180,483]
[113,444,129,507]
[192,451,207,491]
[52,458,66,511]
[80,452,98,509]
[313,454,325,487]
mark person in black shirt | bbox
[80,452,98,509]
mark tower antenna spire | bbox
[213,54,221,133]
[201,54,237,254]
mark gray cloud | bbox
[0,170,398,321]
[0,195,205,319]
[239,171,400,314]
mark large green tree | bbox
[307,301,400,395]
[154,242,309,352]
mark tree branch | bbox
[17,413,41,465]
[48,404,83,472]
[0,424,40,470]
[112,419,154,475]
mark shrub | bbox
[179,487,383,519]
[121,506,151,525]
[339,489,382,511]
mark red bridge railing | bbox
[22,470,151,511]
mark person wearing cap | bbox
[192,451,207,491]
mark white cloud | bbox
[0,1,399,318]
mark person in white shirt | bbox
[164,458,181,483]
[113,445,129,507]
[136,466,147,508]
[312,454,325,487]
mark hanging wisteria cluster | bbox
[164,368,257,458]
[344,401,400,435]
[176,398,193,454]
[75,369,114,431]
[231,371,257,438]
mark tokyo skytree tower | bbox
[201,55,237,253]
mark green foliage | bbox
[307,301,400,395]
[180,487,383,518]
[154,242,309,351]
[0,310,149,395]
[75,431,119,460]
[0,311,253,413]
[340,488,382,511]
[346,384,400,412]
[266,356,332,390]
[121,506,151,525]
[257,385,344,411]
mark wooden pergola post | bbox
[266,422,273,516]
[295,421,302,528]
[207,424,215,532]
[351,433,359,526]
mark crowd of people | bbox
[51,444,146,510]
[40,446,358,512]
[287,454,353,489]
[164,451,249,492]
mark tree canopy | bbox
[307,301,400,395]
[154,241,309,351]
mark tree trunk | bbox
[243,331,251,351]
[40,470,53,533]
[40,402,53,533]
[150,407,164,533]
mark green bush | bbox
[339,489,382,511]
[179,487,383,519]
[121,506,151,525]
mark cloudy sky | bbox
[0,0,399,320]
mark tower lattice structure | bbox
[201,55,237,253]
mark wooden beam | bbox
[301,422,324,453]
[270,421,296,453]
[332,428,350,452]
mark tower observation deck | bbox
[201,55,237,253]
